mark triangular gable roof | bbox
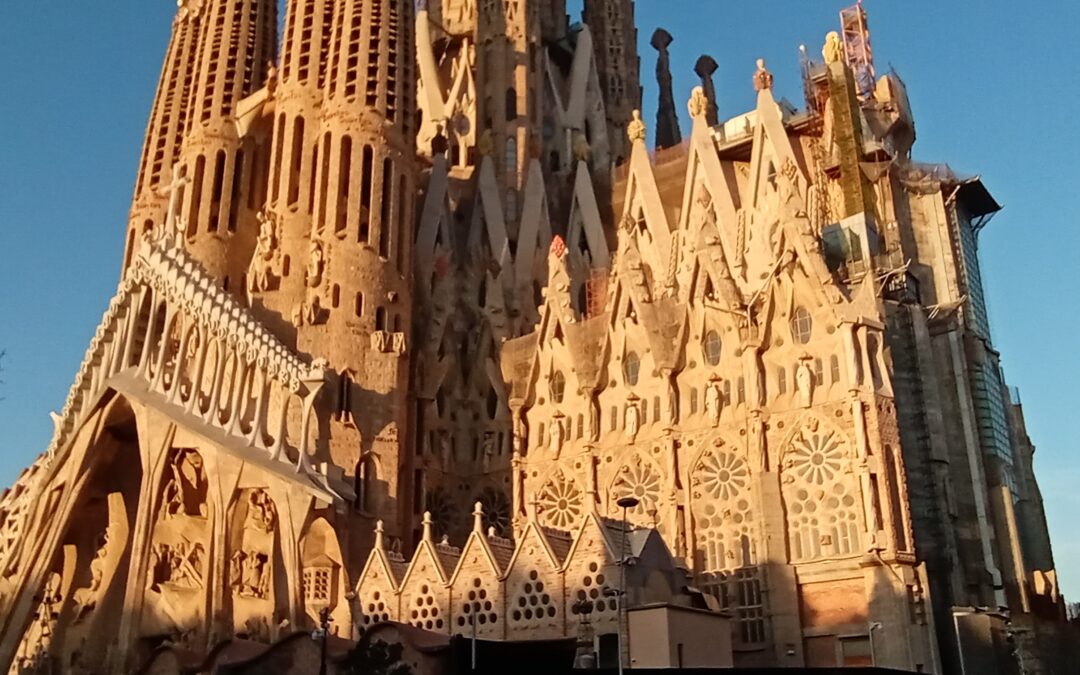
[447,530,504,586]
[504,520,566,574]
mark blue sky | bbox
[1,1,1078,599]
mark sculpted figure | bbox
[687,86,708,119]
[705,378,723,427]
[481,432,496,472]
[588,395,600,442]
[796,358,814,408]
[439,431,452,468]
[627,109,647,143]
[823,31,844,64]
[753,58,774,92]
[550,412,567,457]
[625,398,640,442]
[306,240,325,289]
[248,211,277,293]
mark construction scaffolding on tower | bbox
[840,1,876,101]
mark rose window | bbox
[537,473,583,529]
[697,451,749,502]
[787,428,845,486]
[425,488,461,540]
[611,459,662,517]
[476,487,511,536]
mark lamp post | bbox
[615,495,640,675]
[573,598,596,668]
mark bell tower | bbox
[584,0,641,165]
[123,0,206,271]
[298,0,420,544]
[176,0,277,286]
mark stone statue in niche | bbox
[625,396,641,443]
[550,412,567,457]
[248,210,278,293]
[306,240,325,289]
[796,357,815,409]
[439,431,453,468]
[751,411,768,473]
[481,432,496,472]
[705,377,723,427]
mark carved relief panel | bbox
[141,448,211,640]
[229,488,279,642]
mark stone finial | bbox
[627,110,647,143]
[753,58,774,92]
[550,235,567,259]
[687,87,709,120]
[473,501,485,533]
[823,31,844,65]
[694,55,720,126]
[375,520,386,549]
[422,511,434,541]
[651,28,682,150]
[487,526,497,538]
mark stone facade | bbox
[0,1,1067,673]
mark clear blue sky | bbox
[1,1,1077,599]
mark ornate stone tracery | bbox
[536,471,584,530]
[781,421,861,561]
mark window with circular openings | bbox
[408,584,444,631]
[572,561,616,617]
[703,330,722,366]
[360,589,390,627]
[624,352,641,386]
[791,307,813,345]
[511,570,557,625]
[455,577,499,633]
[550,370,566,404]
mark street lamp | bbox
[615,495,640,675]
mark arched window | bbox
[356,456,377,513]
[791,307,813,345]
[550,371,566,404]
[624,352,641,386]
[505,88,518,120]
[703,330,722,366]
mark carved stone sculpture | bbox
[627,109,647,143]
[796,357,814,409]
[248,210,278,293]
[823,31,844,65]
[705,378,723,427]
[625,397,641,443]
[651,29,682,150]
[753,58,774,92]
[306,240,325,289]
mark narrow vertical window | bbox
[336,135,352,235]
[209,150,226,231]
[287,116,305,206]
[379,159,393,258]
[271,113,286,202]
[359,145,374,242]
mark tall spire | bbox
[651,28,681,151]
[694,55,720,127]
[584,0,642,166]
[123,2,206,271]
[298,0,420,542]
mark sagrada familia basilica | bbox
[0,0,1070,672]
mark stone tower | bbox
[123,0,206,270]
[176,0,277,285]
[584,0,641,165]
[301,0,420,543]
